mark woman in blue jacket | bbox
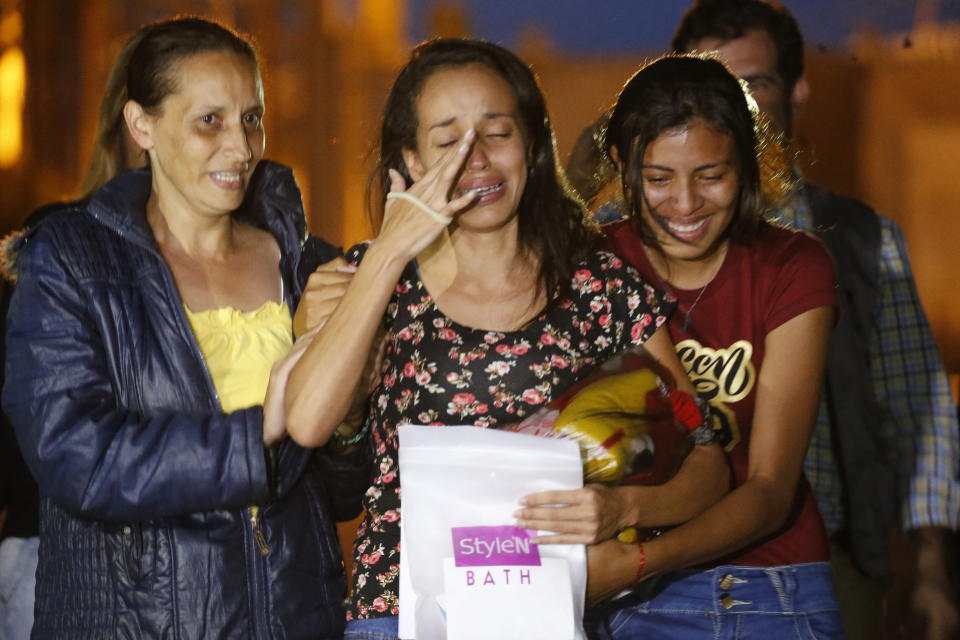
[1,17,395,639]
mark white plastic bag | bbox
[398,424,587,640]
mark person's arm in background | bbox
[871,218,959,640]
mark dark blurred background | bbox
[1,0,957,377]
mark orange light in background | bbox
[360,0,405,63]
[0,46,25,168]
[0,10,25,168]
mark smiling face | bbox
[130,49,265,218]
[639,118,740,264]
[402,63,528,233]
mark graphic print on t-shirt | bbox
[675,338,756,451]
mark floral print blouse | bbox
[345,245,675,620]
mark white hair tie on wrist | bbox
[386,192,453,225]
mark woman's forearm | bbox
[285,242,405,446]
[643,472,797,577]
[587,475,791,602]
[618,443,729,529]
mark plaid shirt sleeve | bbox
[804,395,844,534]
[872,217,960,531]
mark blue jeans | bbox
[344,615,400,640]
[0,537,39,640]
[585,562,844,640]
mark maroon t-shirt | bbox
[604,220,837,566]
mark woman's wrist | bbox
[613,539,644,592]
[614,485,640,531]
[367,230,421,268]
[634,536,668,583]
[327,420,368,455]
[629,541,647,588]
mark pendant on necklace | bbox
[678,282,709,334]
[669,246,726,335]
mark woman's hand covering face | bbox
[375,129,480,262]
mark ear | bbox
[123,100,155,151]
[401,148,426,182]
[790,75,810,113]
[608,145,622,171]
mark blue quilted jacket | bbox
[3,162,362,639]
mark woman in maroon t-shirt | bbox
[526,56,843,638]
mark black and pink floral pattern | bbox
[346,245,674,620]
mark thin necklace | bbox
[680,282,709,334]
[656,245,727,335]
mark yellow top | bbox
[185,300,293,413]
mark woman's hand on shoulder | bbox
[293,257,356,338]
[374,129,479,261]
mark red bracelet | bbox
[630,542,647,588]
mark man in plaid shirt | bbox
[668,2,960,639]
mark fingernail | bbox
[518,496,527,506]
[336,265,357,273]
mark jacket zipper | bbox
[249,505,270,556]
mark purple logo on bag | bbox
[451,525,541,567]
